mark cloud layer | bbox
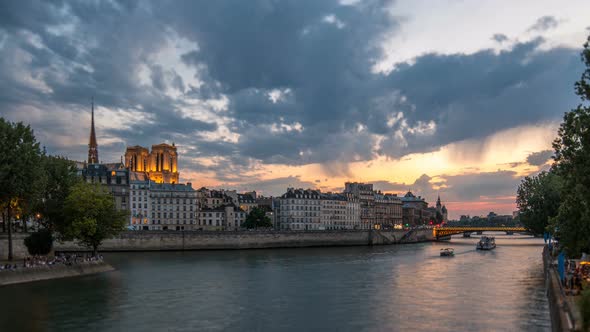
[0,0,588,217]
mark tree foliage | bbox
[61,182,127,254]
[516,171,562,235]
[242,207,272,229]
[37,155,80,231]
[0,118,44,259]
[550,35,590,255]
[24,229,53,256]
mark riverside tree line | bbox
[517,34,590,256]
[0,121,127,260]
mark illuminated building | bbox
[125,143,179,184]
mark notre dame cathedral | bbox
[124,144,179,184]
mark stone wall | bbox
[1,229,434,259]
[0,261,114,286]
[543,246,581,331]
[0,233,29,260]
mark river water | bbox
[0,233,550,331]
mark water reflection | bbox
[0,234,549,331]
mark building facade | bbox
[125,143,179,184]
[278,188,321,230]
[81,163,129,211]
[320,193,361,230]
[374,192,403,228]
[197,205,247,231]
[401,191,429,226]
[129,181,197,230]
[344,182,375,229]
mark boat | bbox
[440,248,454,256]
[476,236,496,250]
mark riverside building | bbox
[401,191,429,226]
[278,188,322,230]
[129,180,197,230]
[374,192,403,228]
[344,182,375,229]
[197,205,247,231]
[320,193,361,230]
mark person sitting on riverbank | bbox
[0,253,104,272]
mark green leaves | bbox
[516,171,562,236]
[0,118,43,206]
[242,207,272,229]
[547,34,590,256]
[37,155,80,231]
[61,182,127,253]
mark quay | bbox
[1,229,434,259]
[0,260,114,287]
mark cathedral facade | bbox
[125,143,179,184]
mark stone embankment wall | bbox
[0,233,28,260]
[543,246,581,331]
[0,261,114,287]
[0,229,434,259]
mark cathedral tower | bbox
[88,98,99,164]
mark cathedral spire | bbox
[88,97,99,164]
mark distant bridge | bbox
[433,226,529,239]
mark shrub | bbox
[24,229,53,255]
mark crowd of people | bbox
[0,253,103,271]
[564,259,589,296]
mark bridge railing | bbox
[432,226,528,238]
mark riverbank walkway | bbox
[543,245,582,331]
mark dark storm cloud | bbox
[228,176,318,196]
[379,39,581,157]
[0,0,584,173]
[492,33,509,43]
[0,0,219,165]
[526,149,553,166]
[158,1,581,163]
[528,16,559,32]
[372,171,519,204]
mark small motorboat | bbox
[476,236,496,250]
[440,248,454,256]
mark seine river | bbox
[0,234,550,331]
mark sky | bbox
[1,0,589,219]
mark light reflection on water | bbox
[0,234,550,331]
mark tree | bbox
[551,34,590,255]
[37,155,80,231]
[61,182,127,255]
[242,207,272,229]
[0,118,44,260]
[516,171,562,235]
[24,229,53,255]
